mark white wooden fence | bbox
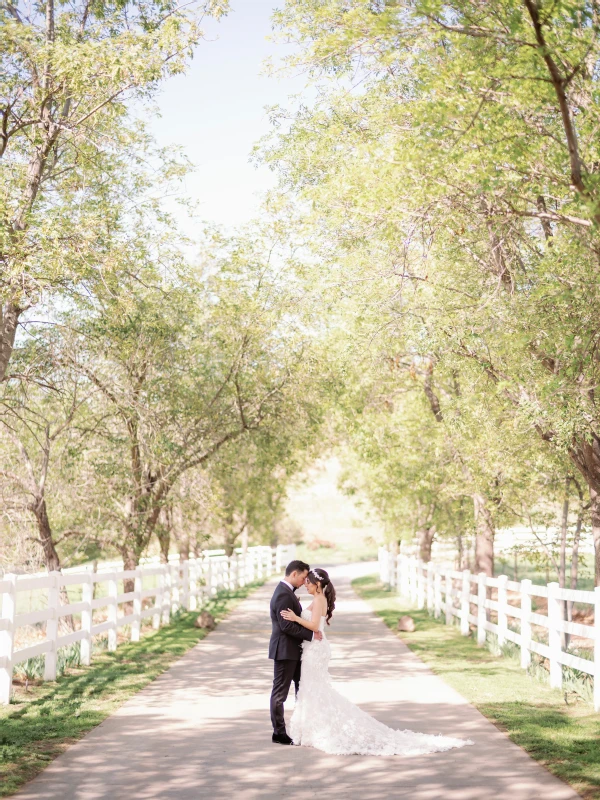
[0,544,295,704]
[379,547,600,712]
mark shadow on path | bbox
[15,563,580,800]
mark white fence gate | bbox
[0,544,295,704]
[379,547,600,712]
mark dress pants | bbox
[270,658,301,734]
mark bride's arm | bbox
[281,596,325,632]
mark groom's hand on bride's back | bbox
[314,631,323,641]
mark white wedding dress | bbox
[289,610,473,756]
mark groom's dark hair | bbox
[285,559,310,576]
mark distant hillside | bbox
[285,456,383,563]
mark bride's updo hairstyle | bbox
[307,568,336,624]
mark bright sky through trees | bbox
[150,0,304,230]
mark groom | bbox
[269,559,323,745]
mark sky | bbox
[149,1,307,232]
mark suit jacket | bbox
[268,581,313,660]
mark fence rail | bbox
[0,544,295,704]
[378,547,600,712]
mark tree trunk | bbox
[33,497,74,632]
[192,534,202,559]
[566,506,584,641]
[178,536,190,562]
[157,532,170,564]
[456,533,463,570]
[35,497,61,572]
[473,493,495,576]
[570,512,583,594]
[558,477,569,588]
[121,545,140,612]
[156,516,170,564]
[418,526,435,562]
[568,437,600,585]
[590,487,600,586]
[0,301,22,382]
[558,478,570,647]
[154,506,173,564]
[172,504,189,560]
[224,534,236,558]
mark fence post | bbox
[131,568,142,642]
[593,586,600,712]
[189,560,198,612]
[477,572,487,646]
[237,552,245,588]
[445,571,452,625]
[434,569,442,618]
[154,568,164,629]
[410,557,417,603]
[426,563,434,613]
[275,545,283,573]
[107,574,118,651]
[460,569,470,636]
[520,578,532,669]
[81,573,93,666]
[417,561,425,609]
[44,572,59,681]
[181,561,190,611]
[547,581,562,689]
[199,555,207,601]
[0,574,16,704]
[233,553,240,590]
[266,548,273,578]
[399,555,407,598]
[392,551,397,588]
[206,557,213,597]
[497,575,508,648]
[379,548,386,583]
[171,563,180,614]
[162,566,172,624]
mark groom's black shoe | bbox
[272,732,293,745]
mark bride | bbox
[280,567,473,756]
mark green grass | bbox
[352,575,600,800]
[0,582,264,797]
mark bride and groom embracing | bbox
[269,560,473,756]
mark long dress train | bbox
[289,610,474,756]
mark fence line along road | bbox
[0,544,295,705]
[378,547,600,712]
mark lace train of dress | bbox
[289,610,474,756]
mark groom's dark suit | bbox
[269,580,313,735]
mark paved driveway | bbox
[15,562,579,800]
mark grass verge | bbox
[0,581,264,797]
[352,574,600,800]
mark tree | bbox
[56,227,327,580]
[204,416,320,555]
[1,0,227,380]
[266,0,600,583]
[0,335,94,573]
